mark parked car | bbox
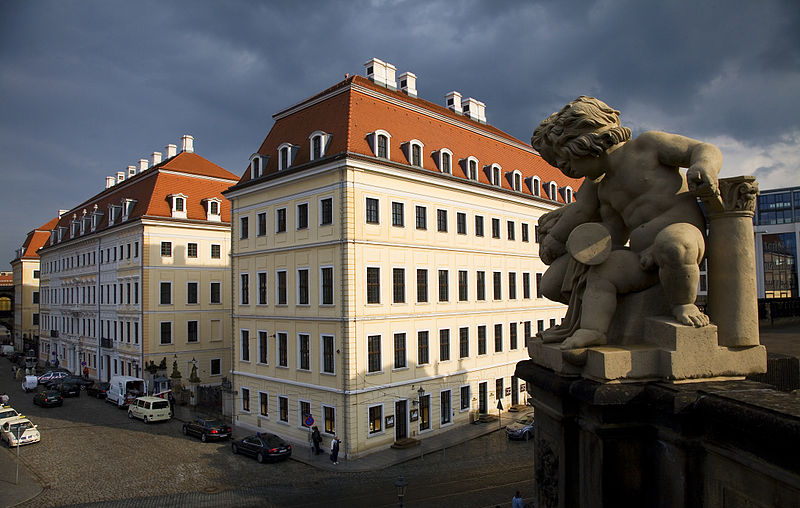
[505,412,535,441]
[48,376,93,391]
[37,371,69,385]
[87,382,110,399]
[1,417,39,447]
[33,390,63,407]
[231,433,292,463]
[127,396,171,423]
[54,381,81,397]
[182,417,231,442]
[0,405,21,426]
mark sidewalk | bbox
[1,446,44,508]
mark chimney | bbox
[166,144,177,158]
[364,57,397,89]
[151,151,162,166]
[116,171,125,183]
[128,165,136,178]
[462,97,486,123]
[138,159,148,172]
[105,176,116,189]
[181,135,194,153]
[445,91,462,114]
[398,72,417,97]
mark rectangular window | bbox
[493,272,502,300]
[187,243,198,258]
[258,330,268,364]
[32,313,39,326]
[276,270,287,305]
[494,324,503,352]
[257,212,267,236]
[187,282,198,304]
[33,270,40,279]
[322,335,335,374]
[134,242,139,257]
[438,269,449,302]
[495,378,504,401]
[276,208,287,233]
[538,319,545,332]
[297,269,309,305]
[210,358,221,376]
[524,321,532,341]
[277,332,288,367]
[210,282,221,304]
[475,215,484,237]
[324,406,335,435]
[418,331,429,365]
[441,390,452,425]
[240,217,249,239]
[160,282,171,305]
[492,218,500,238]
[416,269,428,303]
[536,273,543,298]
[32,291,39,304]
[260,392,269,417]
[478,325,487,355]
[392,332,406,369]
[297,203,309,230]
[458,270,468,301]
[456,212,467,234]
[392,268,405,303]
[321,267,334,305]
[258,272,268,305]
[161,242,172,257]
[320,197,333,225]
[367,267,380,304]
[507,220,515,240]
[439,329,450,362]
[241,388,250,412]
[187,321,198,343]
[415,205,427,229]
[523,273,531,299]
[419,395,430,431]
[241,330,250,362]
[508,272,517,299]
[392,202,404,227]
[460,385,471,411]
[240,273,249,305]
[510,322,518,350]
[279,396,288,422]
[298,334,310,370]
[477,271,486,301]
[160,322,172,345]
[437,209,448,232]
[459,327,469,358]
[522,223,530,242]
[211,244,221,259]
[299,401,312,428]
[366,197,379,224]
[368,335,381,373]
[369,405,382,434]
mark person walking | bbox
[168,391,176,416]
[311,426,322,455]
[512,491,524,508]
[330,435,341,465]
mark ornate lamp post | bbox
[394,476,408,507]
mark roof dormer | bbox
[308,131,332,161]
[527,176,541,197]
[562,186,574,204]
[121,198,137,221]
[108,204,122,226]
[202,198,222,222]
[486,164,502,187]
[277,143,299,171]
[368,130,392,159]
[508,170,523,192]
[402,139,424,168]
[168,193,188,219]
[460,156,479,181]
[546,181,558,201]
[90,205,103,232]
[435,148,453,174]
[249,153,268,179]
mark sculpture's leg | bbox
[653,223,709,327]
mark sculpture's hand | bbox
[540,234,566,265]
[686,166,719,199]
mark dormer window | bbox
[436,149,453,174]
[547,182,558,200]
[203,198,222,222]
[462,156,479,181]
[308,131,332,161]
[277,143,298,171]
[168,193,188,219]
[509,171,523,192]
[108,205,122,226]
[91,205,103,231]
[487,164,502,186]
[122,199,137,221]
[529,176,541,197]
[563,186,574,203]
[369,129,392,159]
[403,139,424,168]
[250,154,263,179]
[71,218,80,238]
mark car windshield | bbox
[517,415,534,425]
[152,401,169,409]
[9,422,33,433]
[262,435,285,447]
[203,419,224,426]
[0,410,17,419]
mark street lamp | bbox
[394,476,408,507]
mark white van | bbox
[127,396,171,423]
[106,376,146,408]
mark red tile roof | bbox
[39,151,238,252]
[0,273,12,287]
[231,74,582,201]
[15,217,59,260]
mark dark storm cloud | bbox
[1,0,798,265]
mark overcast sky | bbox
[2,0,798,269]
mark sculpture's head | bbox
[531,96,631,178]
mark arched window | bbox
[370,129,392,159]
[378,135,388,158]
[564,187,573,203]
[308,131,332,161]
[489,164,502,186]
[511,171,523,192]
[405,139,424,168]
[277,143,298,171]
[548,182,558,200]
[531,177,541,197]
[464,156,479,181]
[442,151,451,173]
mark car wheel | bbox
[257,452,265,464]
[231,443,238,454]
[201,433,208,443]
[128,411,134,419]
[182,426,188,436]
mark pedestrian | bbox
[512,491,524,508]
[330,435,341,464]
[168,391,176,416]
[311,426,322,455]
[83,366,89,378]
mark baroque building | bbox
[37,136,238,389]
[224,59,580,459]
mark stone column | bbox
[701,176,760,347]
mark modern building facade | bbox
[753,185,800,299]
[37,136,238,389]
[224,59,580,459]
[11,217,59,352]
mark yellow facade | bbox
[11,258,41,351]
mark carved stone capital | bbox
[702,175,759,216]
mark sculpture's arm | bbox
[538,180,601,264]
[643,131,723,198]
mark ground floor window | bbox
[323,405,335,435]
[368,405,382,434]
[441,390,452,425]
[241,387,250,412]
[259,392,268,417]
[419,395,430,430]
[279,396,289,423]
[299,400,311,428]
[460,385,470,410]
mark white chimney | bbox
[128,165,136,178]
[445,91,462,114]
[116,171,125,183]
[151,151,162,166]
[105,176,116,189]
[398,72,417,97]
[166,144,177,158]
[138,159,148,172]
[364,58,397,89]
[181,135,194,153]
[462,97,486,123]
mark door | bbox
[511,376,519,406]
[395,400,407,440]
[479,382,487,414]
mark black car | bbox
[183,417,232,442]
[57,376,93,390]
[54,381,81,397]
[231,433,292,463]
[33,390,63,407]
[87,382,110,399]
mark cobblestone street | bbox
[1,361,535,507]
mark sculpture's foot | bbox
[559,329,607,350]
[671,304,710,327]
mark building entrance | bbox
[395,400,407,440]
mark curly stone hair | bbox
[531,96,632,174]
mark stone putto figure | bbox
[531,96,721,350]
